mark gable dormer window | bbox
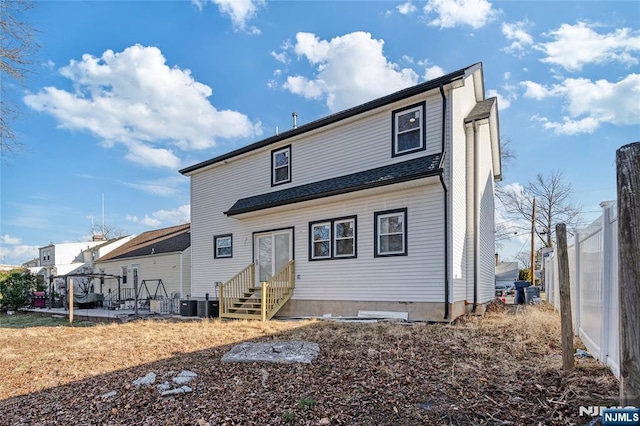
[392,102,426,157]
[271,145,291,186]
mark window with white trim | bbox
[271,145,291,185]
[374,208,407,257]
[309,216,356,260]
[214,234,233,258]
[392,103,425,157]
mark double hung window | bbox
[271,145,291,186]
[374,208,407,256]
[392,103,425,157]
[214,234,233,258]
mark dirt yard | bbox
[0,302,618,425]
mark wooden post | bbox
[531,197,536,284]
[68,278,74,325]
[616,141,640,407]
[556,223,574,371]
[261,282,267,322]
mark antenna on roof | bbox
[275,126,279,136]
[102,193,105,238]
[292,112,298,129]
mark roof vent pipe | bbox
[292,112,298,129]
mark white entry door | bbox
[254,229,293,286]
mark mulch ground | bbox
[0,302,618,425]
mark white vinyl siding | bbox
[191,182,445,303]
[95,250,191,299]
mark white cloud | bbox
[397,1,417,15]
[2,235,21,245]
[502,20,533,55]
[127,205,190,228]
[423,0,499,29]
[524,74,640,134]
[0,244,40,264]
[537,21,640,72]
[487,89,510,110]
[423,65,446,81]
[533,115,601,135]
[282,32,419,112]
[208,0,265,33]
[0,235,39,265]
[270,50,288,64]
[520,80,560,100]
[122,176,188,197]
[140,216,162,227]
[24,45,261,169]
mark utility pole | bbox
[531,197,536,284]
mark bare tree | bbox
[498,170,582,248]
[515,250,531,269]
[1,0,39,154]
[494,136,518,247]
[90,223,128,240]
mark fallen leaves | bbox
[0,306,619,425]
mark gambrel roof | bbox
[96,224,190,262]
[225,153,443,216]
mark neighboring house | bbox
[180,62,501,322]
[35,237,135,294]
[94,224,191,304]
[495,260,519,289]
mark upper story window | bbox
[374,208,407,257]
[392,103,426,157]
[271,145,291,186]
[214,234,233,259]
[309,216,357,260]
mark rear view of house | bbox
[180,62,501,322]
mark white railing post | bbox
[574,231,581,337]
[600,202,614,364]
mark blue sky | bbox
[1,0,638,266]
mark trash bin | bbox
[525,286,541,304]
[514,281,532,305]
[180,300,197,316]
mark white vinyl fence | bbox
[544,201,620,378]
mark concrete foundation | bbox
[275,299,473,322]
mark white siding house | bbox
[94,224,191,304]
[180,62,501,321]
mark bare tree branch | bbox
[1,0,39,155]
[497,170,582,248]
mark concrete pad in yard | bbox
[221,341,319,364]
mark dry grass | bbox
[0,303,619,425]
[0,315,309,399]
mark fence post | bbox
[600,203,613,365]
[574,230,581,337]
[616,141,640,407]
[557,223,574,371]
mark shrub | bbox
[0,269,38,312]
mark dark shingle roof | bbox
[179,63,479,176]
[96,224,190,262]
[226,153,443,216]
[465,97,496,123]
